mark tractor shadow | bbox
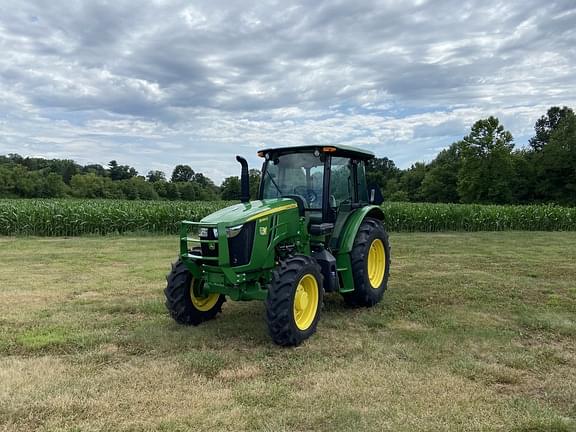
[152,293,356,352]
[124,285,398,365]
[211,293,354,346]
[155,300,272,351]
[322,292,352,312]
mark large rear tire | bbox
[342,218,390,307]
[265,255,323,346]
[164,259,225,325]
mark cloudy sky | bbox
[1,0,575,183]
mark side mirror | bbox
[368,183,384,205]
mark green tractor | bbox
[165,145,390,346]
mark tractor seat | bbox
[309,223,334,236]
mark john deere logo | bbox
[259,227,268,236]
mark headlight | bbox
[226,224,243,238]
[198,227,218,238]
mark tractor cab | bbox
[258,145,382,241]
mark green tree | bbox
[249,169,261,199]
[108,160,137,181]
[194,174,219,200]
[12,166,45,198]
[527,106,576,203]
[457,117,515,204]
[383,178,406,201]
[510,150,536,203]
[7,154,24,165]
[152,180,168,198]
[41,173,68,197]
[365,157,400,191]
[165,182,181,200]
[0,165,16,197]
[146,170,166,183]
[49,159,79,184]
[529,106,575,152]
[116,179,139,199]
[171,165,194,182]
[535,111,576,204]
[192,172,208,187]
[399,162,427,201]
[102,178,125,199]
[82,164,107,177]
[131,177,160,200]
[70,173,107,198]
[176,182,197,200]
[420,143,461,202]
[220,176,241,200]
[388,190,409,201]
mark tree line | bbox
[0,157,221,201]
[0,105,574,204]
[366,106,576,205]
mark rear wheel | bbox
[266,255,323,346]
[342,218,390,307]
[164,259,225,325]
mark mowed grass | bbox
[0,233,575,431]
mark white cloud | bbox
[0,0,575,182]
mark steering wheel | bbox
[294,186,318,204]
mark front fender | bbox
[180,254,203,279]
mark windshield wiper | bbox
[266,171,283,196]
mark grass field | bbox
[0,233,575,431]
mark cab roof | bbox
[258,144,375,160]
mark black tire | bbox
[164,259,225,325]
[342,218,390,307]
[265,255,324,346]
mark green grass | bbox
[1,199,575,236]
[0,232,575,431]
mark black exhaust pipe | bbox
[236,155,250,203]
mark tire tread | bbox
[343,218,390,307]
[265,255,323,346]
[164,259,225,325]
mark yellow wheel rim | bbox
[293,274,319,331]
[367,238,386,289]
[190,279,220,312]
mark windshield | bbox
[262,153,324,209]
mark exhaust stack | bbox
[236,155,250,203]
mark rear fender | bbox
[334,205,384,292]
[337,205,384,254]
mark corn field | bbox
[0,199,575,236]
[0,200,234,236]
[381,202,576,232]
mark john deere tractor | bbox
[165,145,390,346]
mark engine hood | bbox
[200,198,298,226]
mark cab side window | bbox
[357,161,369,203]
[330,157,353,207]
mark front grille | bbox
[200,227,219,258]
[228,221,255,267]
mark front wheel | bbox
[266,255,323,346]
[164,259,225,325]
[342,218,390,307]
